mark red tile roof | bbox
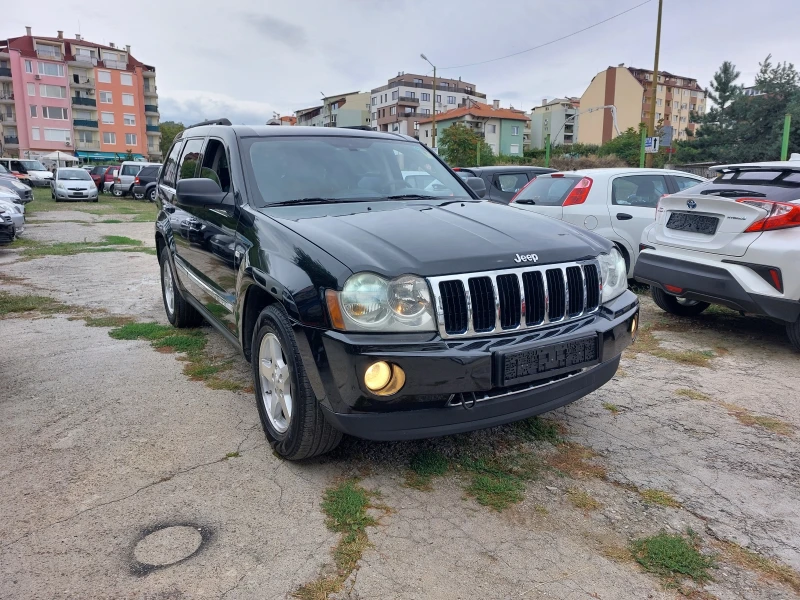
[417,103,530,125]
[2,34,149,70]
[280,116,297,125]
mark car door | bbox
[608,173,669,254]
[489,172,530,204]
[171,136,240,334]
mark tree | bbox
[159,121,186,156]
[438,123,494,167]
[124,149,134,161]
[597,126,645,167]
[706,61,742,113]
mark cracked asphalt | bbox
[1,206,798,599]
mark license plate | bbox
[666,212,719,235]
[498,336,599,386]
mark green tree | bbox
[706,61,742,113]
[438,123,494,167]
[124,149,134,161]
[597,126,645,166]
[159,121,186,156]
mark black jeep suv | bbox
[155,120,639,460]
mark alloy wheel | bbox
[259,333,293,434]
[162,258,175,316]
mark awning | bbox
[75,151,147,161]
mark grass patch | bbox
[82,315,134,328]
[109,322,175,341]
[546,442,607,479]
[101,235,142,246]
[405,448,449,490]
[13,235,150,259]
[602,544,633,562]
[566,487,601,511]
[639,488,681,508]
[511,416,564,444]
[630,530,714,585]
[676,388,713,402]
[26,187,158,221]
[294,480,381,600]
[0,291,65,316]
[225,451,240,459]
[152,333,207,354]
[99,219,124,224]
[720,541,800,594]
[602,402,620,414]
[459,451,542,511]
[720,403,794,436]
[627,325,717,368]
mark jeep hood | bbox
[264,200,610,278]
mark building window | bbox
[657,85,664,92]
[656,112,662,119]
[510,144,520,154]
[101,112,115,124]
[673,114,678,121]
[423,108,430,115]
[43,128,70,142]
[103,132,116,144]
[37,62,64,77]
[30,105,37,117]
[24,60,32,73]
[436,94,441,103]
[122,93,134,106]
[125,133,137,145]
[27,82,36,96]
[31,127,40,141]
[414,122,419,131]
[42,106,68,120]
[100,91,112,103]
[421,93,430,102]
[408,91,415,99]
[447,95,456,104]
[78,130,93,143]
[642,96,647,104]
[74,110,92,120]
[511,126,519,135]
[102,51,119,62]
[487,124,496,133]
[413,78,422,85]
[371,112,376,121]
[371,97,376,105]
[390,106,396,115]
[120,73,133,86]
[40,84,66,98]
[681,103,688,110]
[425,130,429,137]
[391,91,398,100]
[98,70,111,84]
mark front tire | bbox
[159,246,204,328]
[252,305,342,460]
[787,318,800,352]
[112,186,123,197]
[148,188,157,202]
[651,287,710,317]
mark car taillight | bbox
[134,176,140,184]
[115,177,120,183]
[737,198,800,232]
[510,178,535,203]
[562,177,593,206]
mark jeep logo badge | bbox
[686,199,697,209]
[514,253,539,263]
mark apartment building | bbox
[370,73,486,137]
[0,27,161,162]
[295,105,323,127]
[417,101,529,156]
[529,97,579,149]
[578,65,706,146]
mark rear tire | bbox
[651,287,710,317]
[148,188,157,202]
[159,246,204,328]
[787,318,800,352]
[252,304,342,460]
[112,186,123,197]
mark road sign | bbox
[645,136,660,154]
[659,126,674,148]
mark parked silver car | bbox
[114,161,161,197]
[0,194,25,235]
[0,175,33,203]
[52,168,98,202]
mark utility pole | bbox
[421,54,437,150]
[781,114,791,160]
[645,0,663,168]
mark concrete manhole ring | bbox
[131,523,212,575]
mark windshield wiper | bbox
[269,197,371,206]
[702,189,767,198]
[386,194,442,200]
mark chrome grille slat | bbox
[429,260,601,339]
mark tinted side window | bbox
[121,164,140,176]
[177,139,204,182]
[495,173,528,193]
[675,175,702,191]
[161,141,184,188]
[612,175,667,207]
[199,138,231,193]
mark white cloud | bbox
[158,91,279,126]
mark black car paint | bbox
[456,166,557,204]
[155,125,636,438]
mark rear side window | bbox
[612,175,668,207]
[121,164,140,176]
[514,176,580,206]
[494,173,528,193]
[139,166,159,177]
[161,141,184,188]
[674,175,702,191]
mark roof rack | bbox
[186,118,231,129]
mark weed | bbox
[0,291,64,316]
[676,389,713,402]
[152,334,206,354]
[630,530,715,585]
[184,361,226,379]
[639,488,681,508]
[602,402,620,414]
[614,368,629,378]
[99,219,124,224]
[602,545,633,562]
[225,451,240,459]
[566,487,601,511]
[109,322,174,341]
[204,377,246,392]
[101,235,142,246]
[459,452,541,511]
[546,442,607,479]
[466,473,525,511]
[627,326,717,367]
[511,416,563,444]
[15,235,149,259]
[719,402,794,436]
[719,541,800,594]
[405,448,449,490]
[83,315,133,328]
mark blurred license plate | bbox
[498,336,599,386]
[666,212,719,234]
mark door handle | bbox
[616,213,633,220]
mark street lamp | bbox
[421,53,437,150]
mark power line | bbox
[439,0,654,71]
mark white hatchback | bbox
[510,168,706,277]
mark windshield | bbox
[514,175,581,205]
[59,169,92,181]
[20,160,47,172]
[244,136,472,205]
[0,165,8,174]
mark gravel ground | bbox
[1,207,798,600]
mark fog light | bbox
[364,361,406,396]
[630,313,639,341]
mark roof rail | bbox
[186,118,232,129]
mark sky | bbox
[4,0,798,125]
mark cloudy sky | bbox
[5,0,798,125]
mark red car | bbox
[100,165,121,194]
[89,165,112,189]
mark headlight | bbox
[57,183,66,190]
[598,248,627,303]
[330,272,435,332]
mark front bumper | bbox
[0,223,15,244]
[28,177,52,188]
[304,290,639,441]
[55,188,98,200]
[635,252,800,324]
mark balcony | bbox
[0,114,16,125]
[74,119,99,129]
[143,85,157,96]
[144,104,159,115]
[397,95,419,105]
[0,67,11,79]
[36,48,62,60]
[3,135,19,146]
[0,92,13,104]
[103,58,127,70]
[72,96,97,107]
[75,140,100,151]
[145,124,161,133]
[69,54,98,67]
[71,76,95,90]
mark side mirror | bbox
[175,177,228,207]
[465,176,486,198]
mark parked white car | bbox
[0,193,25,235]
[510,168,706,277]
[52,167,98,202]
[634,159,800,350]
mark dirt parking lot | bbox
[1,192,799,600]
